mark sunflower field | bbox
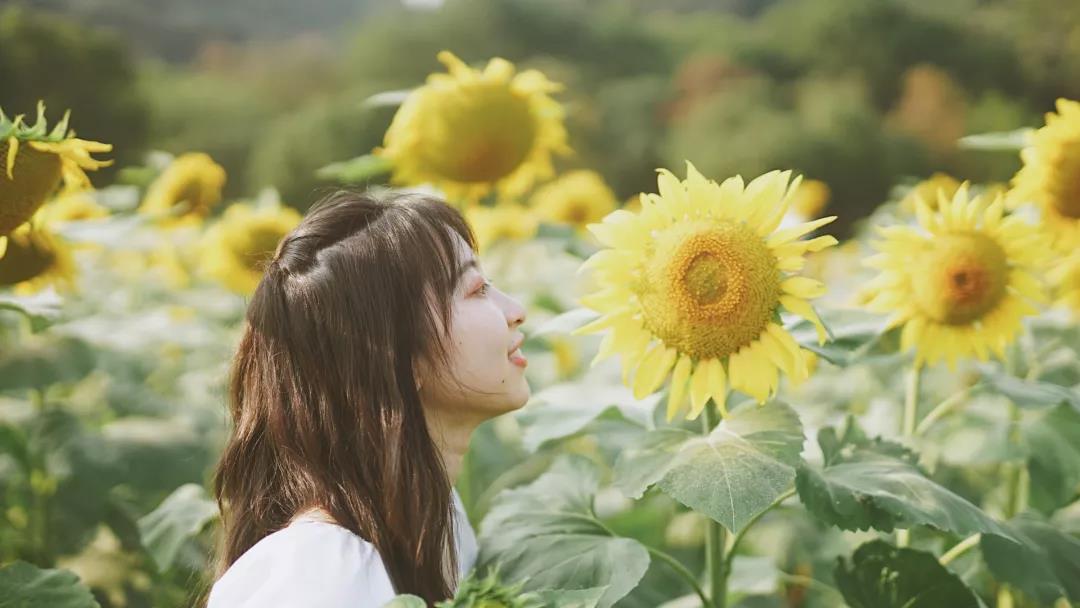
[3,1,1080,607]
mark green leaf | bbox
[381,595,427,608]
[515,382,654,452]
[796,423,1014,539]
[834,540,979,608]
[785,308,894,367]
[978,369,1080,411]
[1022,403,1080,513]
[478,455,650,608]
[957,128,1033,151]
[0,560,100,608]
[529,587,607,607]
[0,290,63,332]
[981,513,1080,604]
[137,483,219,572]
[316,154,392,183]
[612,401,804,533]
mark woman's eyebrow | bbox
[455,259,480,285]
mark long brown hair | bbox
[209,189,477,604]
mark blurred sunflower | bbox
[898,173,961,214]
[860,185,1048,369]
[464,203,539,253]
[1011,98,1080,248]
[1049,250,1080,316]
[529,169,617,233]
[0,223,77,294]
[787,179,831,220]
[0,101,112,236]
[199,201,302,295]
[574,162,838,420]
[377,51,570,204]
[138,152,226,225]
[38,190,110,223]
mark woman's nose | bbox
[501,291,526,328]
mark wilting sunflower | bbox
[138,152,226,224]
[0,223,77,294]
[860,185,1049,369]
[573,162,838,421]
[1049,250,1080,316]
[464,203,539,253]
[377,51,570,204]
[1011,98,1080,248]
[0,101,112,236]
[529,169,618,233]
[199,201,302,295]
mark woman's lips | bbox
[509,348,528,368]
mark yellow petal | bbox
[5,136,18,179]
[666,355,693,422]
[781,276,827,299]
[688,360,712,419]
[766,215,838,247]
[780,295,828,344]
[705,358,728,416]
[633,343,677,399]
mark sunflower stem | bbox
[897,365,921,548]
[939,533,980,566]
[914,384,978,437]
[701,398,727,608]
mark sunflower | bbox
[1049,250,1080,316]
[573,162,838,421]
[199,201,302,295]
[787,179,831,220]
[138,152,226,224]
[529,169,618,233]
[0,223,77,295]
[0,101,112,235]
[377,51,570,204]
[38,190,110,223]
[860,185,1049,369]
[899,173,961,214]
[464,203,539,253]
[1011,98,1080,248]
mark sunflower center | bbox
[0,145,63,234]
[0,233,56,286]
[636,219,780,360]
[425,87,537,183]
[912,232,1009,325]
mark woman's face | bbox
[418,234,530,420]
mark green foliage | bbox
[834,540,979,608]
[0,6,150,177]
[137,484,219,572]
[981,513,1080,605]
[0,560,100,608]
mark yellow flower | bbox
[377,51,570,204]
[1011,98,1080,248]
[199,201,302,295]
[0,101,112,234]
[464,203,539,253]
[139,153,226,224]
[548,336,580,378]
[1049,250,1080,316]
[529,170,617,232]
[574,162,838,421]
[788,179,831,219]
[860,185,1049,369]
[0,223,77,295]
[38,190,110,223]
[899,173,961,213]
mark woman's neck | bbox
[423,407,486,486]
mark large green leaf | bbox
[981,513,1080,604]
[834,540,979,608]
[477,455,650,608]
[612,401,804,533]
[785,308,894,367]
[0,335,95,391]
[1022,403,1080,513]
[137,483,219,572]
[0,560,100,608]
[796,423,1013,539]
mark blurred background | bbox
[3,0,1077,234]
[3,1,1080,607]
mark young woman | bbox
[204,190,530,607]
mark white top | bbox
[206,489,478,608]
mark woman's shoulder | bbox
[206,518,396,608]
